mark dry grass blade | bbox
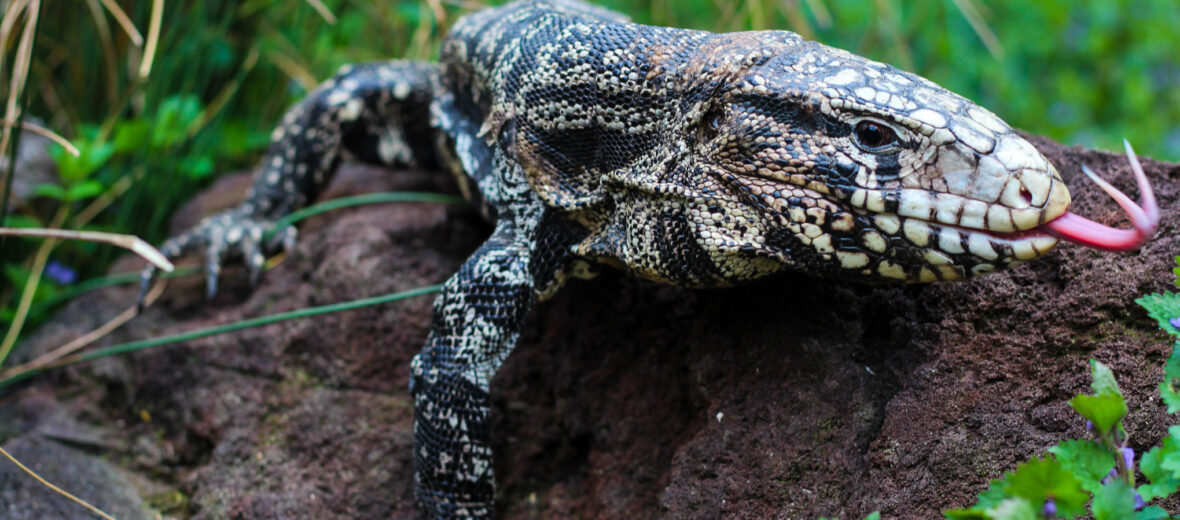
[0,0,39,222]
[303,0,337,24]
[0,447,117,520]
[803,0,831,29]
[777,0,815,40]
[96,0,143,45]
[266,49,318,91]
[0,228,175,271]
[950,0,1004,59]
[2,119,78,156]
[85,0,120,104]
[425,0,447,24]
[0,226,172,367]
[69,171,138,228]
[0,280,166,382]
[0,0,31,62]
[137,0,163,78]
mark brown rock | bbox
[4,137,1178,519]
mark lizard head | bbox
[680,33,1156,283]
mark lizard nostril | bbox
[1020,186,1033,205]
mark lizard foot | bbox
[137,210,297,311]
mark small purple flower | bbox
[1086,420,1095,433]
[1043,498,1057,517]
[1170,317,1180,329]
[45,260,77,285]
[1135,491,1147,510]
[1122,447,1135,472]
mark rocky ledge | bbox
[2,135,1178,519]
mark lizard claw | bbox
[137,237,188,312]
[136,209,296,310]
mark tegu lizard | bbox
[139,0,1159,517]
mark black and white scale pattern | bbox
[142,1,1077,517]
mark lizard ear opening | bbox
[697,106,726,143]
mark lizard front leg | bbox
[410,217,539,519]
[139,61,443,302]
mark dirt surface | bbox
[2,135,1178,519]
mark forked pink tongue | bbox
[1040,140,1160,251]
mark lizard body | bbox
[141,1,1157,517]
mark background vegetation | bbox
[1,0,1178,344]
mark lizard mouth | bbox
[1031,140,1158,251]
[887,140,1158,262]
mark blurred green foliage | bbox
[1,0,1178,339]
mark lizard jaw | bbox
[1037,140,1160,251]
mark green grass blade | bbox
[264,191,466,241]
[0,283,443,390]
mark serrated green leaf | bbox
[1070,393,1128,433]
[1136,505,1170,520]
[975,478,1009,509]
[1157,426,1180,477]
[1092,480,1137,520]
[1162,342,1180,413]
[1050,439,1116,493]
[1002,457,1088,518]
[944,478,1015,519]
[1135,292,1180,337]
[1090,359,1122,396]
[985,498,1039,520]
[1138,438,1180,501]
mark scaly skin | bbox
[139,1,1154,518]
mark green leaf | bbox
[112,119,150,154]
[1137,438,1180,501]
[864,513,881,520]
[1135,292,1180,337]
[179,154,214,180]
[1157,426,1180,475]
[1160,341,1180,413]
[1092,480,1137,520]
[64,180,103,201]
[947,477,1009,517]
[1136,505,1170,520]
[1090,359,1122,396]
[151,95,203,148]
[1173,256,1179,289]
[1069,393,1128,433]
[974,479,1008,510]
[1002,457,1088,518]
[51,138,115,183]
[1049,439,1115,493]
[943,510,988,520]
[985,498,1039,520]
[0,215,41,228]
[31,183,67,200]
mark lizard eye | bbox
[853,120,899,152]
